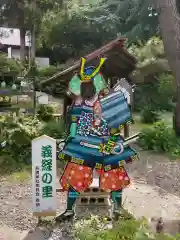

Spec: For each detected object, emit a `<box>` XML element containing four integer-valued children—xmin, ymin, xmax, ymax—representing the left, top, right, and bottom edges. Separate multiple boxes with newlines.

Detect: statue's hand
<box><xmin>58</xmin><ymin>141</ymin><xmax>66</xmax><ymax>152</ymax></box>
<box><xmin>57</xmin><ymin>135</ymin><xmax>75</xmax><ymax>153</ymax></box>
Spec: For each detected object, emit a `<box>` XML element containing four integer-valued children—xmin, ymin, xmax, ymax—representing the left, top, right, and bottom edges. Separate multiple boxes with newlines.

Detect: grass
<box><xmin>0</xmin><ymin>157</ymin><xmax>32</xmax><ymax>182</ymax></box>
<box><xmin>6</xmin><ymin>166</ymin><xmax>31</xmax><ymax>183</ymax></box>
<box><xmin>0</xmin><ymin>156</ymin><xmax>63</xmax><ymax>183</ymax></box>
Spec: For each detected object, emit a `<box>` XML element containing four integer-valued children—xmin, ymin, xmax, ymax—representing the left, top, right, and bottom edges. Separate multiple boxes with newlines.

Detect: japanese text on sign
<box><xmin>35</xmin><ymin>166</ymin><xmax>40</xmax><ymax>207</ymax></box>
<box><xmin>41</xmin><ymin>145</ymin><xmax>53</xmax><ymax>198</ymax></box>
<box><xmin>32</xmin><ymin>135</ymin><xmax>56</xmax><ymax>216</ymax></box>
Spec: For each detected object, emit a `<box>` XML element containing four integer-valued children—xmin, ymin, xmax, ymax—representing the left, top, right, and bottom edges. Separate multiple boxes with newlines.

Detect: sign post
<box><xmin>32</xmin><ymin>135</ymin><xmax>57</xmax><ymax>217</ymax></box>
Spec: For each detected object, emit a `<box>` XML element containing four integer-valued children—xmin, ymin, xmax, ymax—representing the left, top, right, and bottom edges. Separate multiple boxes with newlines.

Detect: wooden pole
<box><xmin>30</xmin><ymin>0</ymin><xmax>37</xmax><ymax>117</ymax></box>
<box><xmin>124</xmin><ymin>123</ymin><xmax>130</xmax><ymax>138</ymax></box>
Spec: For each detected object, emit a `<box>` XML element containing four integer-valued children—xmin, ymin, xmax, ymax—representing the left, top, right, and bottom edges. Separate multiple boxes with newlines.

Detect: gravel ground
<box><xmin>0</xmin><ymin>180</ymin><xmax>67</xmax><ymax>232</ymax></box>
<box><xmin>0</xmin><ymin>147</ymin><xmax>180</xmax><ymax>236</ymax></box>
<box><xmin>127</xmin><ymin>145</ymin><xmax>180</xmax><ymax>197</ymax></box>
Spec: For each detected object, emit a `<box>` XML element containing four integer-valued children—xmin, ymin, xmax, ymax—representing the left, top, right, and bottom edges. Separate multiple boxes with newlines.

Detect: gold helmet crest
<box><xmin>79</xmin><ymin>57</ymin><xmax>106</xmax><ymax>82</ymax></box>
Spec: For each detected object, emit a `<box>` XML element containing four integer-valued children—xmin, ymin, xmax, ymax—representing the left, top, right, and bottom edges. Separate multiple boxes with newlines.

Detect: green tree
<box><xmin>0</xmin><ymin>1</ymin><xmax>27</xmax><ymax>61</ymax></box>
<box><xmin>129</xmin><ymin>37</ymin><xmax>169</xmax><ymax>83</ymax></box>
<box><xmin>91</xmin><ymin>0</ymin><xmax>159</xmax><ymax>42</ymax></box>
<box><xmin>37</xmin><ymin>0</ymin><xmax>159</xmax><ymax>64</ymax></box>
<box><xmin>0</xmin><ymin>0</ymin><xmax>63</xmax><ymax>63</ymax></box>
<box><xmin>37</xmin><ymin>0</ymin><xmax>111</xmax><ymax>63</ymax></box>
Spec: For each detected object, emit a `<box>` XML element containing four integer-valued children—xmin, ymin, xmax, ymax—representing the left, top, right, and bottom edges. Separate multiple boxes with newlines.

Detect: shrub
<box><xmin>74</xmin><ymin>215</ymin><xmax>179</xmax><ymax>240</ymax></box>
<box><xmin>0</xmin><ymin>52</ymin><xmax>23</xmax><ymax>76</ymax></box>
<box><xmin>158</xmin><ymin>73</ymin><xmax>176</xmax><ymax>110</ymax></box>
<box><xmin>40</xmin><ymin>120</ymin><xmax>65</xmax><ymax>139</ymax></box>
<box><xmin>0</xmin><ymin>115</ymin><xmax>66</xmax><ymax>172</ymax></box>
<box><xmin>134</xmin><ymin>74</ymin><xmax>176</xmax><ymax>112</ymax></box>
<box><xmin>0</xmin><ymin>116</ymin><xmax>42</xmax><ymax>172</ymax></box>
<box><xmin>38</xmin><ymin>65</ymin><xmax>62</xmax><ymax>78</ymax></box>
<box><xmin>74</xmin><ymin>214</ymin><xmax>141</xmax><ymax>240</ymax></box>
<box><xmin>138</xmin><ymin>121</ymin><xmax>180</xmax><ymax>156</ymax></box>
<box><xmin>134</xmin><ymin>82</ymin><xmax>160</xmax><ymax>112</ymax></box>
<box><xmin>37</xmin><ymin>104</ymin><xmax>54</xmax><ymax>122</ymax></box>
<box><xmin>140</xmin><ymin>107</ymin><xmax>160</xmax><ymax>124</ymax></box>
<box><xmin>1</xmin><ymin>116</ymin><xmax>42</xmax><ymax>162</ymax></box>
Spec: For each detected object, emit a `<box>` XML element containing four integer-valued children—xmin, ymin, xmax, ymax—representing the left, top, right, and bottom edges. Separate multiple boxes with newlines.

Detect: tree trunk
<box><xmin>30</xmin><ymin>0</ymin><xmax>36</xmax><ymax>62</ymax></box>
<box><xmin>124</xmin><ymin>123</ymin><xmax>130</xmax><ymax>138</ymax></box>
<box><xmin>30</xmin><ymin>0</ymin><xmax>37</xmax><ymax>117</ymax></box>
<box><xmin>31</xmin><ymin>26</ymin><xmax>36</xmax><ymax>62</ymax></box>
<box><xmin>154</xmin><ymin>0</ymin><xmax>180</xmax><ymax>135</ymax></box>
<box><xmin>18</xmin><ymin>1</ymin><xmax>26</xmax><ymax>63</ymax></box>
<box><xmin>173</xmin><ymin>91</ymin><xmax>180</xmax><ymax>135</ymax></box>
<box><xmin>19</xmin><ymin>27</ymin><xmax>26</xmax><ymax>63</ymax></box>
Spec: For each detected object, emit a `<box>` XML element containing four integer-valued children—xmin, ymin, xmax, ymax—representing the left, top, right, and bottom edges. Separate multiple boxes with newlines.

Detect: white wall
<box><xmin>10</xmin><ymin>49</ymin><xmax>49</xmax><ymax>68</ymax></box>
<box><xmin>11</xmin><ymin>49</ymin><xmax>20</xmax><ymax>59</ymax></box>
<box><xmin>36</xmin><ymin>57</ymin><xmax>49</xmax><ymax>68</ymax></box>
<box><xmin>0</xmin><ymin>27</ymin><xmax>30</xmax><ymax>46</ymax></box>
<box><xmin>36</xmin><ymin>92</ymin><xmax>64</xmax><ymax>114</ymax></box>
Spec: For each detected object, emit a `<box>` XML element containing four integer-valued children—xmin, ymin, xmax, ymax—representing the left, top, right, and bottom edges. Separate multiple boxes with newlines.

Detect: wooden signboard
<box><xmin>32</xmin><ymin>135</ymin><xmax>57</xmax><ymax>217</ymax></box>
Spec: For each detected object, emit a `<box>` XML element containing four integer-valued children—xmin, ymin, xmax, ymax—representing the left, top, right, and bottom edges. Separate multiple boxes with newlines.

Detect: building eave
<box><xmin>40</xmin><ymin>37</ymin><xmax>136</xmax><ymax>87</ymax></box>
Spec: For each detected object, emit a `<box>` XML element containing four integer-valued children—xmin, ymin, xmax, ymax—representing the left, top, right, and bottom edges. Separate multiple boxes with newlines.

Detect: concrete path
<box><xmin>123</xmin><ymin>178</ymin><xmax>180</xmax><ymax>220</ymax></box>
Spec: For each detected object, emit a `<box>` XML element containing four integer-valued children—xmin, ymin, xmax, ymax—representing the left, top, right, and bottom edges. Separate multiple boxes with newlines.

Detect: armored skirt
<box><xmin>60</xmin><ymin>135</ymin><xmax>137</xmax><ymax>193</ymax></box>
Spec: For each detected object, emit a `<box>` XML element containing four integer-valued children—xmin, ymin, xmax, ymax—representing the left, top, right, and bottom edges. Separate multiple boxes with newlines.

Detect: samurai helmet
<box><xmin>79</xmin><ymin>57</ymin><xmax>106</xmax><ymax>83</ymax></box>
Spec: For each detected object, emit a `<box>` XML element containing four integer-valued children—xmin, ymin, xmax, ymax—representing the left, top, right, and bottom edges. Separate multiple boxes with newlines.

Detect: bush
<box><xmin>158</xmin><ymin>73</ymin><xmax>176</xmax><ymax>110</ymax></box>
<box><xmin>38</xmin><ymin>65</ymin><xmax>62</xmax><ymax>77</ymax></box>
<box><xmin>40</xmin><ymin>120</ymin><xmax>65</xmax><ymax>139</ymax></box>
<box><xmin>140</xmin><ymin>107</ymin><xmax>160</xmax><ymax>123</ymax></box>
<box><xmin>134</xmin><ymin>74</ymin><xmax>176</xmax><ymax>112</ymax></box>
<box><xmin>0</xmin><ymin>115</ymin><xmax>65</xmax><ymax>172</ymax></box>
<box><xmin>138</xmin><ymin>121</ymin><xmax>180</xmax><ymax>156</ymax></box>
<box><xmin>74</xmin><ymin>214</ymin><xmax>140</xmax><ymax>240</ymax></box>
<box><xmin>134</xmin><ymin>82</ymin><xmax>160</xmax><ymax>112</ymax></box>
<box><xmin>0</xmin><ymin>116</ymin><xmax>42</xmax><ymax>164</ymax></box>
<box><xmin>37</xmin><ymin>104</ymin><xmax>54</xmax><ymax>122</ymax></box>
<box><xmin>0</xmin><ymin>52</ymin><xmax>23</xmax><ymax>76</ymax></box>
<box><xmin>74</xmin><ymin>215</ymin><xmax>179</xmax><ymax>240</ymax></box>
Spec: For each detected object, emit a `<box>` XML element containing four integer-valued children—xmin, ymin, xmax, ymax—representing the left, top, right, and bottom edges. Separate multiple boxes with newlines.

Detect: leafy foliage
<box><xmin>134</xmin><ymin>82</ymin><xmax>160</xmax><ymax>111</ymax></box>
<box><xmin>140</xmin><ymin>107</ymin><xmax>160</xmax><ymax>124</ymax></box>
<box><xmin>37</xmin><ymin>104</ymin><xmax>54</xmax><ymax>122</ymax></box>
<box><xmin>0</xmin><ymin>116</ymin><xmax>42</xmax><ymax>167</ymax></box>
<box><xmin>0</xmin><ymin>0</ymin><xmax>160</xmax><ymax>66</ymax></box>
<box><xmin>74</xmin><ymin>214</ymin><xmax>179</xmax><ymax>240</ymax></box>
<box><xmin>92</xmin><ymin>0</ymin><xmax>159</xmax><ymax>42</ymax></box>
<box><xmin>0</xmin><ymin>0</ymin><xmax>64</xmax><ymax>63</ymax></box>
<box><xmin>37</xmin><ymin>0</ymin><xmax>159</xmax><ymax>64</ymax></box>
<box><xmin>138</xmin><ymin>121</ymin><xmax>180</xmax><ymax>157</ymax></box>
<box><xmin>0</xmin><ymin>115</ymin><xmax>65</xmax><ymax>172</ymax></box>
<box><xmin>129</xmin><ymin>37</ymin><xmax>165</xmax><ymax>65</ymax></box>
<box><xmin>134</xmin><ymin>73</ymin><xmax>176</xmax><ymax>112</ymax></box>
<box><xmin>158</xmin><ymin>73</ymin><xmax>176</xmax><ymax>110</ymax></box>
<box><xmin>39</xmin><ymin>12</ymin><xmax>115</xmax><ymax>63</ymax></box>
<box><xmin>38</xmin><ymin>65</ymin><xmax>63</xmax><ymax>78</ymax></box>
<box><xmin>129</xmin><ymin>37</ymin><xmax>170</xmax><ymax>83</ymax></box>
<box><xmin>0</xmin><ymin>53</ymin><xmax>23</xmax><ymax>76</ymax></box>
<box><xmin>40</xmin><ymin>120</ymin><xmax>65</xmax><ymax>139</ymax></box>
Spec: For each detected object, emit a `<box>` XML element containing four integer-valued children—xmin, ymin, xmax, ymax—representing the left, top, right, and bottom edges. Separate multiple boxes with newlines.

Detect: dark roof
<box><xmin>39</xmin><ymin>37</ymin><xmax>137</xmax><ymax>97</ymax></box>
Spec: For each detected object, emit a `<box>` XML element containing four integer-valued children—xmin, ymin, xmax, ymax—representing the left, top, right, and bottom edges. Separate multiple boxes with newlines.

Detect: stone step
<box><xmin>76</xmin><ymin>196</ymin><xmax>111</xmax><ymax>206</ymax></box>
